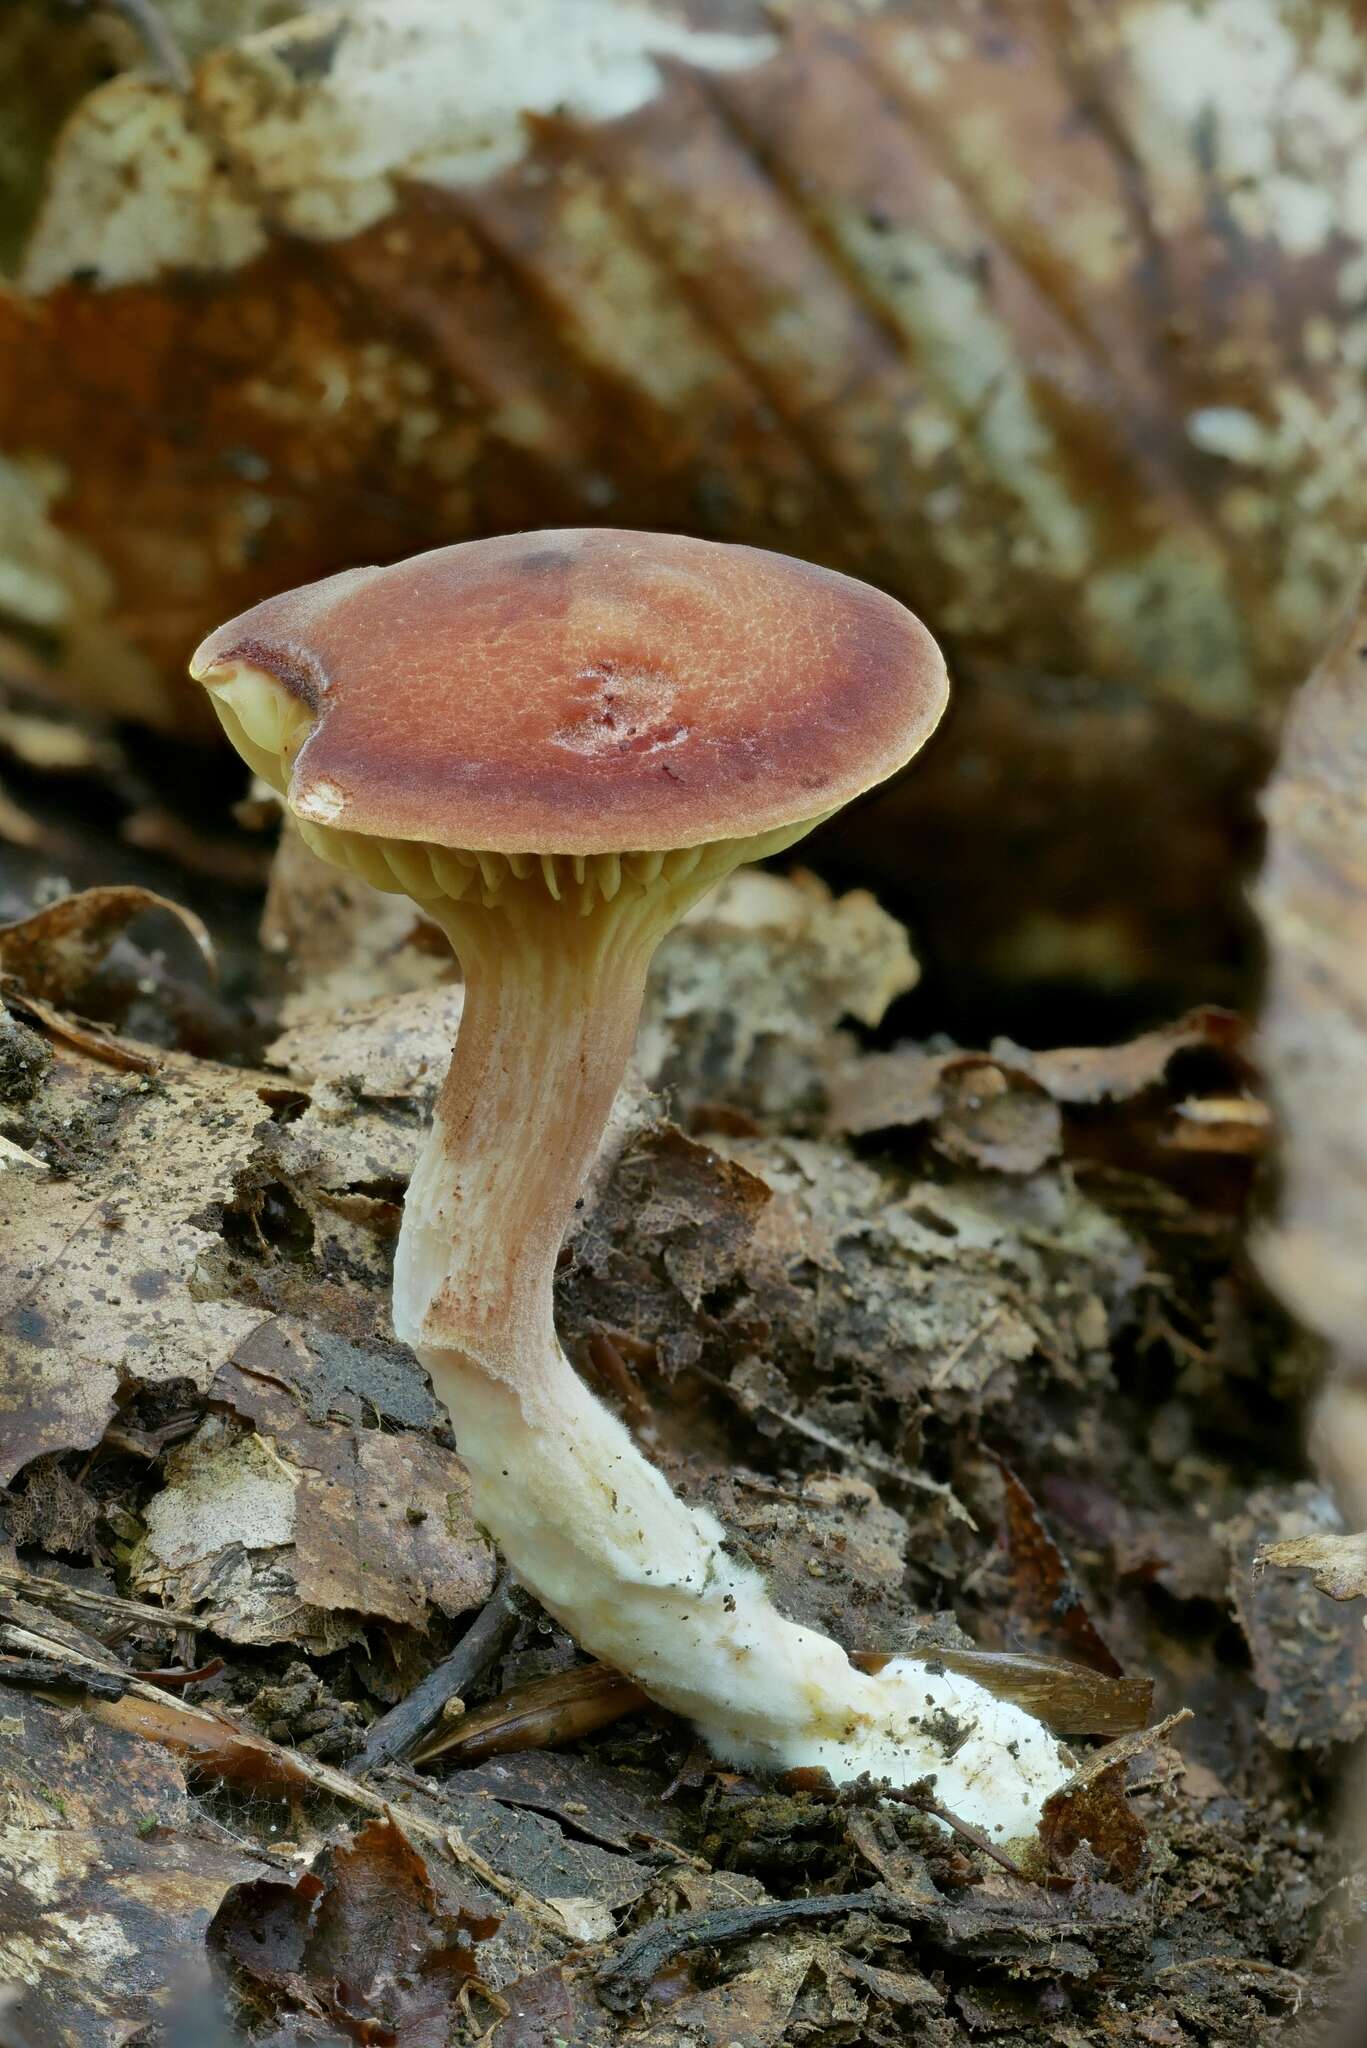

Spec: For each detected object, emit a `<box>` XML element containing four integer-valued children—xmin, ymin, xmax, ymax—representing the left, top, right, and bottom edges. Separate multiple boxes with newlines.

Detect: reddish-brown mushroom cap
<box><xmin>191</xmin><ymin>529</ymin><xmax>948</xmax><ymax>856</ymax></box>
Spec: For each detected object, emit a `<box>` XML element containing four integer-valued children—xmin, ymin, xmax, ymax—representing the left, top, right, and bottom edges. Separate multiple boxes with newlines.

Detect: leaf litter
<box><xmin>0</xmin><ymin>841</ymin><xmax>1359</xmax><ymax>2045</ymax></box>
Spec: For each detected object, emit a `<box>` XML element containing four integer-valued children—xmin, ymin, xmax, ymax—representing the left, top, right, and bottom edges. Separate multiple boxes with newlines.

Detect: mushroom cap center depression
<box><xmin>191</xmin><ymin>529</ymin><xmax>948</xmax><ymax>858</ymax></box>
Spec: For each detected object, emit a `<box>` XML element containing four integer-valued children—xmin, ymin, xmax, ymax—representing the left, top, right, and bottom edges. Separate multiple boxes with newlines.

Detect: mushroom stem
<box><xmin>394</xmin><ymin>889</ymin><xmax>1071</xmax><ymax>1840</ymax></box>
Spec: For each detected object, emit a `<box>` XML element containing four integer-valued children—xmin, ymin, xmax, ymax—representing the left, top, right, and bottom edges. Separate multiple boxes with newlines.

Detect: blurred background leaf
<box><xmin>2</xmin><ymin>0</ymin><xmax>1363</xmax><ymax>1024</ymax></box>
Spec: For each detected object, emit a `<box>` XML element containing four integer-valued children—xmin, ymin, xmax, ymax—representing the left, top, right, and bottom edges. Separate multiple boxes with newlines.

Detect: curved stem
<box><xmin>393</xmin><ymin>890</ymin><xmax>1070</xmax><ymax>1838</ymax></box>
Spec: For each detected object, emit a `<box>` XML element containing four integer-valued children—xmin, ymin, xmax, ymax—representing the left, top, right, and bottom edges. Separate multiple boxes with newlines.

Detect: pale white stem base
<box><xmin>411</xmin><ymin>1306</ymin><xmax>1070</xmax><ymax>1847</ymax></box>
<box><xmin>395</xmin><ymin>900</ymin><xmax>1071</xmax><ymax>1845</ymax></box>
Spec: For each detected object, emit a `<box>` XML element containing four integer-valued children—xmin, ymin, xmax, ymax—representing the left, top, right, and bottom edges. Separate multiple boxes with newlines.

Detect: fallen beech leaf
<box><xmin>262</xmin><ymin>822</ymin><xmax>457</xmax><ymax>1032</ymax></box>
<box><xmin>1256</xmin><ymin>1530</ymin><xmax>1367</xmax><ymax>1603</ymax></box>
<box><xmin>136</xmin><ymin>1656</ymin><xmax>226</xmax><ymax>1689</ymax></box>
<box><xmin>933</xmin><ymin>1062</ymin><xmax>1062</xmax><ymax>1175</ymax></box>
<box><xmin>1039</xmin><ymin>1762</ymin><xmax>1149</xmax><ymax>1888</ymax></box>
<box><xmin>0</xmin><ymin>779</ymin><xmax>42</xmax><ymax>847</ymax></box>
<box><xmin>1041</xmin><ymin>1708</ymin><xmax>1192</xmax><ymax>1889</ymax></box>
<box><xmin>132</xmin><ymin>1324</ymin><xmax>495</xmax><ymax>1647</ymax></box>
<box><xmin>0</xmin><ymin>699</ymin><xmax>119</xmax><ymax>775</ymax></box>
<box><xmin>0</xmin><ymin>984</ymin><xmax>162</xmax><ymax>1072</ymax></box>
<box><xmin>0</xmin><ymin>1048</ymin><xmax>275</xmax><ymax>1482</ymax></box>
<box><xmin>0</xmin><ymin>886</ymin><xmax>218</xmax><ymax>1073</ymax></box>
<box><xmin>454</xmin><ymin>1750</ymin><xmax>684</xmax><ymax>1855</ymax></box>
<box><xmin>2</xmin><ymin>2</ymin><xmax>1362</xmax><ymax>1015</ymax></box>
<box><xmin>6</xmin><ymin>0</ymin><xmax>1363</xmax><ymax>750</ymax></box>
<box><xmin>1164</xmin><ymin>1094</ymin><xmax>1271</xmax><ymax>1155</ymax></box>
<box><xmin>1024</xmin><ymin>1011</ymin><xmax>1250</xmax><ymax>1106</ymax></box>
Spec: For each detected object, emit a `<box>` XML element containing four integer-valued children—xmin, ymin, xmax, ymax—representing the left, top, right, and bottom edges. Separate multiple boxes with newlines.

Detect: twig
<box><xmin>0</xmin><ymin>1614</ymin><xmax>583</xmax><ymax>1940</ymax></box>
<box><xmin>0</xmin><ymin>1561</ymin><xmax>201</xmax><ymax>1632</ymax></box>
<box><xmin>0</xmin><ymin>1650</ymin><xmax>126</xmax><ymax>1700</ymax></box>
<box><xmin>596</xmin><ymin>1890</ymin><xmax>917</xmax><ymax>2011</ymax></box>
<box><xmin>882</xmin><ymin>1779</ymin><xmax>1032</xmax><ymax>1881</ymax></box>
<box><xmin>927</xmin><ymin>1307</ymin><xmax>1005</xmax><ymax>1390</ymax></box>
<box><xmin>410</xmin><ymin>1660</ymin><xmax>647</xmax><ymax>1768</ymax></box>
<box><xmin>356</xmin><ymin>1569</ymin><xmax>519</xmax><ymax>1773</ymax></box>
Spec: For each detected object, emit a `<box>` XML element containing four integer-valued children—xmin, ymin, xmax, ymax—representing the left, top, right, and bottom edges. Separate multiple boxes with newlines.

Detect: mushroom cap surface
<box><xmin>192</xmin><ymin>529</ymin><xmax>948</xmax><ymax>855</ymax></box>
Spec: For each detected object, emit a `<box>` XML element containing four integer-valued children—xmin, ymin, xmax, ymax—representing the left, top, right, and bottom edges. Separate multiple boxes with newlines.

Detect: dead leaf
<box><xmin>854</xmin><ymin>1647</ymin><xmax>1153</xmax><ymax>1739</ymax></box>
<box><xmin>993</xmin><ymin>1455</ymin><xmax>1125</xmax><ymax>1679</ymax></box>
<box><xmin>413</xmin><ymin>1662</ymin><xmax>648</xmax><ymax>1768</ymax></box>
<box><xmin>0</xmin><ymin>984</ymin><xmax>163</xmax><ymax>1074</ymax></box>
<box><xmin>211</xmin><ymin>1816</ymin><xmax>502</xmax><ymax>2048</ymax></box>
<box><xmin>1024</xmin><ymin>1011</ymin><xmax>1250</xmax><ymax>1106</ymax></box>
<box><xmin>1039</xmin><ymin>1709</ymin><xmax>1190</xmax><ymax>1890</ymax></box>
<box><xmin>1255</xmin><ymin>567</ymin><xmax>1367</xmax><ymax>1520</ymax></box>
<box><xmin>0</xmin><ymin>1689</ymin><xmax>272</xmax><ymax>2046</ymax></box>
<box><xmin>0</xmin><ymin>1049</ymin><xmax>276</xmax><ymax>1483</ymax></box>
<box><xmin>0</xmin><ymin>697</ymin><xmax>120</xmax><ymax>776</ymax></box>
<box><xmin>1224</xmin><ymin>1485</ymin><xmax>1367</xmax><ymax>1749</ymax></box>
<box><xmin>646</xmin><ymin>868</ymin><xmax>919</xmax><ymax>1114</ymax></box>
<box><xmin>0</xmin><ymin>884</ymin><xmax>215</xmax><ymax>1005</ymax></box>
<box><xmin>0</xmin><ymin>779</ymin><xmax>41</xmax><ymax>848</ymax></box>
<box><xmin>1257</xmin><ymin>1530</ymin><xmax>1367</xmax><ymax>1602</ymax></box>
<box><xmin>492</xmin><ymin>1961</ymin><xmax>613</xmax><ymax>2047</ymax></box>
<box><xmin>131</xmin><ymin>1322</ymin><xmax>494</xmax><ymax>1647</ymax></box>
<box><xmin>1039</xmin><ymin>1762</ymin><xmax>1149</xmax><ymax>1888</ymax></box>
<box><xmin>5</xmin><ymin>0</ymin><xmax>1362</xmax><ymax>757</ymax></box>
<box><xmin>829</xmin><ymin>1009</ymin><xmax>1250</xmax><ymax>1142</ymax></box>
<box><xmin>454</xmin><ymin>1751</ymin><xmax>683</xmax><ymax>1855</ymax></box>
<box><xmin>268</xmin><ymin>984</ymin><xmax>463</xmax><ymax>1099</ymax></box>
<box><xmin>262</xmin><ymin>822</ymin><xmax>456</xmax><ymax>1030</ymax></box>
<box><xmin>0</xmin><ymin>1131</ymin><xmax>45</xmax><ymax>1172</ymax></box>
<box><xmin>633</xmin><ymin>1938</ymin><xmax>817</xmax><ymax>2047</ymax></box>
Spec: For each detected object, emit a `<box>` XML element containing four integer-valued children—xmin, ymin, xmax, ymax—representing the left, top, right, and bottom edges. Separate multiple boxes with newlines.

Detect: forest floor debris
<box><xmin>0</xmin><ymin>854</ymin><xmax>1359</xmax><ymax>2044</ymax></box>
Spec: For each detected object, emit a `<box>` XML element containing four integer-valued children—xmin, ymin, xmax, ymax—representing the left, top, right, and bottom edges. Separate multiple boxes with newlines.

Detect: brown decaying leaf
<box><xmin>1039</xmin><ymin>1708</ymin><xmax>1191</xmax><ymax>1890</ymax></box>
<box><xmin>0</xmin><ymin>778</ymin><xmax>42</xmax><ymax>848</ymax></box>
<box><xmin>0</xmin><ymin>1597</ymin><xmax>557</xmax><ymax>1906</ymax></box>
<box><xmin>1039</xmin><ymin>1763</ymin><xmax>1149</xmax><ymax>1888</ymax></box>
<box><xmin>0</xmin><ymin>1686</ymin><xmax>273</xmax><ymax>2047</ymax></box>
<box><xmin>412</xmin><ymin>1662</ymin><xmax>649</xmax><ymax>1768</ymax></box>
<box><xmin>852</xmin><ymin>1648</ymin><xmax>1152</xmax><ymax>1739</ymax></box>
<box><xmin>0</xmin><ymin>1048</ymin><xmax>277</xmax><ymax>1485</ymax></box>
<box><xmin>261</xmin><ymin>821</ymin><xmax>456</xmax><ymax>1038</ymax></box>
<box><xmin>6</xmin><ymin>1</ymin><xmax>1364</xmax><ymax>736</ymax></box>
<box><xmin>0</xmin><ymin>883</ymin><xmax>216</xmax><ymax>1003</ymax></box>
<box><xmin>131</xmin><ymin>1318</ymin><xmax>495</xmax><ymax>1645</ymax></box>
<box><xmin>1224</xmin><ymin>1484</ymin><xmax>1367</xmax><ymax>1751</ymax></box>
<box><xmin>211</xmin><ymin>1816</ymin><xmax>501</xmax><ymax>2048</ymax></box>
<box><xmin>0</xmin><ymin>884</ymin><xmax>219</xmax><ymax>1072</ymax></box>
<box><xmin>992</xmin><ymin>1453</ymin><xmax>1125</xmax><ymax>1680</ymax></box>
<box><xmin>1256</xmin><ymin>1530</ymin><xmax>1367</xmax><ymax>1602</ymax></box>
<box><xmin>0</xmin><ymin>983</ymin><xmax>164</xmax><ymax>1073</ymax></box>
<box><xmin>0</xmin><ymin>1127</ymin><xmax>47</xmax><ymax>1171</ymax></box>
<box><xmin>829</xmin><ymin>1008</ymin><xmax>1251</xmax><ymax>1147</ymax></box>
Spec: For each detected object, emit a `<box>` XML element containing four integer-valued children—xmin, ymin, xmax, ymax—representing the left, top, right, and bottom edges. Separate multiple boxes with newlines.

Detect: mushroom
<box><xmin>193</xmin><ymin>529</ymin><xmax>1071</xmax><ymax>1838</ymax></box>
